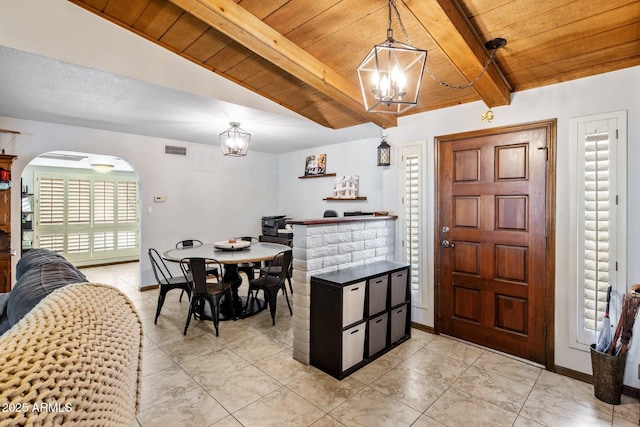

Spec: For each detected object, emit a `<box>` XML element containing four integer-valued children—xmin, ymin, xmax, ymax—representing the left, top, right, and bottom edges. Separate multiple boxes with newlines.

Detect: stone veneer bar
<box><xmin>288</xmin><ymin>215</ymin><xmax>397</xmax><ymax>364</ymax></box>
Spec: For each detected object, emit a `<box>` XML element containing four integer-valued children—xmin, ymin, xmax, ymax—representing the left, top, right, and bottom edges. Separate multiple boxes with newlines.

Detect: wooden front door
<box><xmin>436</xmin><ymin>121</ymin><xmax>555</xmax><ymax>365</ymax></box>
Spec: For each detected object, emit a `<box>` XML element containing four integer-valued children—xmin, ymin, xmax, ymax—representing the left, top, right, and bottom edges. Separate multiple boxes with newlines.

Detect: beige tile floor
<box><xmin>81</xmin><ymin>262</ymin><xmax>639</xmax><ymax>427</ymax></box>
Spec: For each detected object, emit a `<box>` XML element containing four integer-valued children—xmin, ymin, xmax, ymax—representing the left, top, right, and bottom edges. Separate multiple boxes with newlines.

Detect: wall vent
<box><xmin>165</xmin><ymin>145</ymin><xmax>187</xmax><ymax>156</ymax></box>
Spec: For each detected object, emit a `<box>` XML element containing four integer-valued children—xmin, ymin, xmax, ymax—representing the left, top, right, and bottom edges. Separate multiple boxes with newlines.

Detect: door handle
<box><xmin>441</xmin><ymin>240</ymin><xmax>455</xmax><ymax>248</ymax></box>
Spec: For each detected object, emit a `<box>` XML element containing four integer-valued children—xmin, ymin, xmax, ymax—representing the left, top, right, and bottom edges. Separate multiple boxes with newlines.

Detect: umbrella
<box><xmin>595</xmin><ymin>285</ymin><xmax>612</xmax><ymax>353</ymax></box>
<box><xmin>609</xmin><ymin>285</ymin><xmax>640</xmax><ymax>356</ymax></box>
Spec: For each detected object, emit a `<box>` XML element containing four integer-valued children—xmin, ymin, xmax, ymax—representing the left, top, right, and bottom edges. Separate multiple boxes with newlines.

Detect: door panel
<box><xmin>437</xmin><ymin>123</ymin><xmax>552</xmax><ymax>364</ymax></box>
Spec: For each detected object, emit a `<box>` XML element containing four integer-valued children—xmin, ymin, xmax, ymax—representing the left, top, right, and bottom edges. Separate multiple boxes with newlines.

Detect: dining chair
<box><xmin>236</xmin><ymin>236</ymin><xmax>259</xmax><ymax>280</ymax></box>
<box><xmin>175</xmin><ymin>239</ymin><xmax>220</xmax><ymax>300</ymax></box>
<box><xmin>259</xmin><ymin>241</ymin><xmax>293</xmax><ymax>294</ymax></box>
<box><xmin>180</xmin><ymin>257</ymin><xmax>235</xmax><ymax>336</ymax></box>
<box><xmin>247</xmin><ymin>250</ymin><xmax>293</xmax><ymax>325</ymax></box>
<box><xmin>148</xmin><ymin>248</ymin><xmax>192</xmax><ymax>324</ymax></box>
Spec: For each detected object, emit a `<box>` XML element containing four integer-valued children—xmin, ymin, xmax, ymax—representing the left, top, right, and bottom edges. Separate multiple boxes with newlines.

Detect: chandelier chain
<box><xmin>388</xmin><ymin>0</ymin><xmax>413</xmax><ymax>47</ymax></box>
<box><xmin>425</xmin><ymin>49</ymin><xmax>498</xmax><ymax>90</ymax></box>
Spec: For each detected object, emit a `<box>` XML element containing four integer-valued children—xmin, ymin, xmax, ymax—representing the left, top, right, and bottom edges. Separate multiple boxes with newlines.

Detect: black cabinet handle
<box><xmin>350</xmin><ymin>329</ymin><xmax>360</xmax><ymax>334</ymax></box>
<box><xmin>375</xmin><ymin>318</ymin><xmax>383</xmax><ymax>324</ymax></box>
<box><xmin>351</xmin><ymin>287</ymin><xmax>359</xmax><ymax>292</ymax></box>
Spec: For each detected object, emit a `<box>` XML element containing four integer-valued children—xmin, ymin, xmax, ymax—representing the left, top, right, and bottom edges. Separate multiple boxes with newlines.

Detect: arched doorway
<box><xmin>20</xmin><ymin>151</ymin><xmax>140</xmax><ymax>266</ymax></box>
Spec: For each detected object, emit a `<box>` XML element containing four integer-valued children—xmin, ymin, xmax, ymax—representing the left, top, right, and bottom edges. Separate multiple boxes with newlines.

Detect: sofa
<box><xmin>0</xmin><ymin>249</ymin><xmax>143</xmax><ymax>426</ymax></box>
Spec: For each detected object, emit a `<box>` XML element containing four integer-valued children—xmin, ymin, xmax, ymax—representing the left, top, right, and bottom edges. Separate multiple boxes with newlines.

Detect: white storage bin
<box><xmin>390</xmin><ymin>304</ymin><xmax>408</xmax><ymax>344</ymax></box>
<box><xmin>368</xmin><ymin>274</ymin><xmax>388</xmax><ymax>316</ymax></box>
<box><xmin>390</xmin><ymin>270</ymin><xmax>408</xmax><ymax>307</ymax></box>
<box><xmin>342</xmin><ymin>281</ymin><xmax>365</xmax><ymax>327</ymax></box>
<box><xmin>342</xmin><ymin>323</ymin><xmax>366</xmax><ymax>371</ymax></box>
<box><xmin>368</xmin><ymin>313</ymin><xmax>388</xmax><ymax>356</ymax></box>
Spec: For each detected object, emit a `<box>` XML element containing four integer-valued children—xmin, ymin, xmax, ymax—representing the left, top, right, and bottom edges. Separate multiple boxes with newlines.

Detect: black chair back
<box><xmin>263</xmin><ymin>250</ymin><xmax>292</xmax><ymax>286</ymax></box>
<box><xmin>237</xmin><ymin>236</ymin><xmax>258</xmax><ymax>243</ymax></box>
<box><xmin>180</xmin><ymin>258</ymin><xmax>220</xmax><ymax>295</ymax></box>
<box><xmin>149</xmin><ymin>248</ymin><xmax>172</xmax><ymax>283</ymax></box>
<box><xmin>323</xmin><ymin>209</ymin><xmax>339</xmax><ymax>217</ymax></box>
<box><xmin>176</xmin><ymin>239</ymin><xmax>203</xmax><ymax>249</ymax></box>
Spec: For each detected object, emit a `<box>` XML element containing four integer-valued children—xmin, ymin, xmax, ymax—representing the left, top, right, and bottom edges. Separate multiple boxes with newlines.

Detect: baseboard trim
<box><xmin>411</xmin><ymin>322</ymin><xmax>435</xmax><ymax>334</ymax></box>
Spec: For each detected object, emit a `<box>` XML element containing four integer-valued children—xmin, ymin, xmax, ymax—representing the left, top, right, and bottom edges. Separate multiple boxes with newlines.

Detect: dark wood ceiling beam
<box><xmin>404</xmin><ymin>0</ymin><xmax>512</xmax><ymax>108</ymax></box>
<box><xmin>167</xmin><ymin>0</ymin><xmax>397</xmax><ymax>129</ymax></box>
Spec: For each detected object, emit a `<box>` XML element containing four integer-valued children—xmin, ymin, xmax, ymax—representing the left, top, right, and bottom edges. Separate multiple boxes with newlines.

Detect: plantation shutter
<box><xmin>583</xmin><ymin>134</ymin><xmax>610</xmax><ymax>334</ymax></box>
<box><xmin>67</xmin><ymin>179</ymin><xmax>91</xmax><ymax>224</ymax></box>
<box><xmin>94</xmin><ymin>180</ymin><xmax>115</xmax><ymax>224</ymax></box>
<box><xmin>117</xmin><ymin>181</ymin><xmax>138</xmax><ymax>223</ymax></box>
<box><xmin>37</xmin><ymin>177</ymin><xmax>65</xmax><ymax>252</ymax></box>
<box><xmin>572</xmin><ymin>111</ymin><xmax>626</xmax><ymax>348</ymax></box>
<box><xmin>38</xmin><ymin>177</ymin><xmax>64</xmax><ymax>225</ymax></box>
<box><xmin>404</xmin><ymin>154</ymin><xmax>421</xmax><ymax>294</ymax></box>
<box><xmin>34</xmin><ymin>171</ymin><xmax>139</xmax><ymax>264</ymax></box>
<box><xmin>400</xmin><ymin>143</ymin><xmax>427</xmax><ymax>308</ymax></box>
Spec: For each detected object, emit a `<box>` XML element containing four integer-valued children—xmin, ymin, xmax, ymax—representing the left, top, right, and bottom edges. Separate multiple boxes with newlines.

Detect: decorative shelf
<box><xmin>298</xmin><ymin>173</ymin><xmax>337</xmax><ymax>179</ymax></box>
<box><xmin>323</xmin><ymin>197</ymin><xmax>367</xmax><ymax>201</ymax></box>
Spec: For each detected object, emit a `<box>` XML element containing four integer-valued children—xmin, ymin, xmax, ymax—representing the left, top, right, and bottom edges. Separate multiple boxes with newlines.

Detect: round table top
<box><xmin>163</xmin><ymin>242</ymin><xmax>290</xmax><ymax>264</ymax></box>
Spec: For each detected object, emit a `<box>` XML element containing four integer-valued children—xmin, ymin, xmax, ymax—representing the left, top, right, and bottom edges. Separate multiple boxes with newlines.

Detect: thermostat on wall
<box><xmin>153</xmin><ymin>195</ymin><xmax>166</xmax><ymax>203</ymax></box>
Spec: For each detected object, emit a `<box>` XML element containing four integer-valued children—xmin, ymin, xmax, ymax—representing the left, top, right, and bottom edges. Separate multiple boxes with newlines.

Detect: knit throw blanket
<box><xmin>0</xmin><ymin>283</ymin><xmax>143</xmax><ymax>426</ymax></box>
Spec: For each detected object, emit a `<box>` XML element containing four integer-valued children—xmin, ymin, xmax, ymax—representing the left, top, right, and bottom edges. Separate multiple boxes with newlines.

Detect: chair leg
<box><xmin>265</xmin><ymin>287</ymin><xmax>278</xmax><ymax>325</ymax></box>
<box><xmin>208</xmin><ymin>297</ymin><xmax>219</xmax><ymax>337</ymax></box>
<box><xmin>287</xmin><ymin>276</ymin><xmax>293</xmax><ymax>294</ymax></box>
<box><xmin>155</xmin><ymin>290</ymin><xmax>167</xmax><ymax>324</ymax></box>
<box><xmin>184</xmin><ymin>299</ymin><xmax>195</xmax><ymax>335</ymax></box>
<box><xmin>179</xmin><ymin>289</ymin><xmax>185</xmax><ymax>302</ymax></box>
<box><xmin>283</xmin><ymin>285</ymin><xmax>293</xmax><ymax>316</ymax></box>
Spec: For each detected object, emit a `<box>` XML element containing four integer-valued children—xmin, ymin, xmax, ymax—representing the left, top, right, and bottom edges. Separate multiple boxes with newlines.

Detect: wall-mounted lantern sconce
<box><xmin>377</xmin><ymin>137</ymin><xmax>391</xmax><ymax>166</ymax></box>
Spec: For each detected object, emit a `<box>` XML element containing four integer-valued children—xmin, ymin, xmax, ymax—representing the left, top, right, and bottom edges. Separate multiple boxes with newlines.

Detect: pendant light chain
<box><xmin>425</xmin><ymin>48</ymin><xmax>499</xmax><ymax>90</ymax></box>
<box><xmin>389</xmin><ymin>0</ymin><xmax>413</xmax><ymax>46</ymax></box>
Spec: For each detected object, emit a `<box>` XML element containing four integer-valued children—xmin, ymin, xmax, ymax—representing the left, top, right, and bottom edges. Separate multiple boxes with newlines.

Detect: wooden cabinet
<box><xmin>310</xmin><ymin>261</ymin><xmax>410</xmax><ymax>379</ymax></box>
<box><xmin>0</xmin><ymin>154</ymin><xmax>16</xmax><ymax>293</ymax></box>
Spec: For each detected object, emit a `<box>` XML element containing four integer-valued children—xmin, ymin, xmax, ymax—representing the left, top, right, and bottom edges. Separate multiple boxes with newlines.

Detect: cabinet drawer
<box><xmin>390</xmin><ymin>304</ymin><xmax>408</xmax><ymax>344</ymax></box>
<box><xmin>342</xmin><ymin>281</ymin><xmax>365</xmax><ymax>327</ymax></box>
<box><xmin>368</xmin><ymin>274</ymin><xmax>388</xmax><ymax>316</ymax></box>
<box><xmin>367</xmin><ymin>312</ymin><xmax>388</xmax><ymax>357</ymax></box>
<box><xmin>342</xmin><ymin>323</ymin><xmax>365</xmax><ymax>371</ymax></box>
<box><xmin>390</xmin><ymin>270</ymin><xmax>408</xmax><ymax>307</ymax></box>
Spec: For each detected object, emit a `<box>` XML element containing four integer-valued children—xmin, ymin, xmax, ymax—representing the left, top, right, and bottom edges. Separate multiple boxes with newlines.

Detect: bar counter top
<box><xmin>286</xmin><ymin>215</ymin><xmax>397</xmax><ymax>226</ymax></box>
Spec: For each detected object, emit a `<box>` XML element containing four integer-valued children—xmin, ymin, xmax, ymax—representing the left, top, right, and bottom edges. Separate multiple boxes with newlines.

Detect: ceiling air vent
<box><xmin>164</xmin><ymin>145</ymin><xmax>187</xmax><ymax>156</ymax></box>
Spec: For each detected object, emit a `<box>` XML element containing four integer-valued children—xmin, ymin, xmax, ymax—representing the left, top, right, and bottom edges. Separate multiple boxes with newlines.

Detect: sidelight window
<box><xmin>399</xmin><ymin>142</ymin><xmax>432</xmax><ymax>311</ymax></box>
<box><xmin>570</xmin><ymin>111</ymin><xmax>627</xmax><ymax>348</ymax></box>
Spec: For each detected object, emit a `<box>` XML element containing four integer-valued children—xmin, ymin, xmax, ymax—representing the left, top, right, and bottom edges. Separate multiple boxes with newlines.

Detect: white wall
<box><xmin>0</xmin><ymin>116</ymin><xmax>280</xmax><ymax>287</ymax></box>
<box><xmin>278</xmin><ymin>66</ymin><xmax>640</xmax><ymax>387</ymax></box>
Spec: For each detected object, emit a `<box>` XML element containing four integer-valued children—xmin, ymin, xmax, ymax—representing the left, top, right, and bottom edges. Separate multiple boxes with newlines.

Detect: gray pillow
<box><xmin>0</xmin><ymin>260</ymin><xmax>87</xmax><ymax>335</ymax></box>
<box><xmin>16</xmin><ymin>248</ymin><xmax>86</xmax><ymax>281</ymax></box>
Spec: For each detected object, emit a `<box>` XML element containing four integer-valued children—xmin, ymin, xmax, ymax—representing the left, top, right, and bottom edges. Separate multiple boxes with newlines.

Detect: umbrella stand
<box><xmin>591</xmin><ymin>285</ymin><xmax>640</xmax><ymax>405</ymax></box>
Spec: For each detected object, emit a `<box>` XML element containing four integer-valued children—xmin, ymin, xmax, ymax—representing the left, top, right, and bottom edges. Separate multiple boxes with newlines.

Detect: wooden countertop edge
<box><xmin>287</xmin><ymin>215</ymin><xmax>397</xmax><ymax>225</ymax></box>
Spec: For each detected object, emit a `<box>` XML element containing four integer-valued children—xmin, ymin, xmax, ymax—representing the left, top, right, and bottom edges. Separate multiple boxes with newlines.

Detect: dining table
<box><xmin>163</xmin><ymin>241</ymin><xmax>290</xmax><ymax>319</ymax></box>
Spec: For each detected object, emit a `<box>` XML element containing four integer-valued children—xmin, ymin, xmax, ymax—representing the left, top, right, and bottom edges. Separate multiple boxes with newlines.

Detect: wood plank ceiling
<box><xmin>68</xmin><ymin>0</ymin><xmax>639</xmax><ymax>129</ymax></box>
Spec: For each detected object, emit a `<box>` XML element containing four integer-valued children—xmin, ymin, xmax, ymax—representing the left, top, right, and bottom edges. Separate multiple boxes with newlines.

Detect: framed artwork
<box><xmin>332</xmin><ymin>175</ymin><xmax>359</xmax><ymax>199</ymax></box>
<box><xmin>305</xmin><ymin>154</ymin><xmax>326</xmax><ymax>176</ymax></box>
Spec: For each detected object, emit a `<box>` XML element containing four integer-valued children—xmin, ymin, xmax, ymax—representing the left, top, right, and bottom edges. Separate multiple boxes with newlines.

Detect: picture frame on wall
<box><xmin>304</xmin><ymin>154</ymin><xmax>326</xmax><ymax>176</ymax></box>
